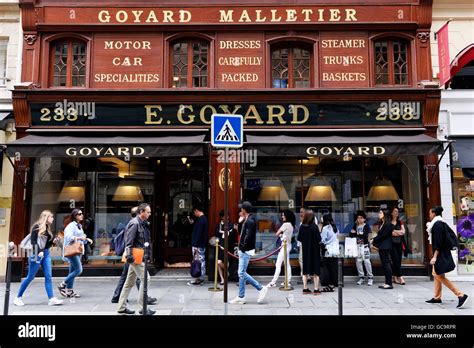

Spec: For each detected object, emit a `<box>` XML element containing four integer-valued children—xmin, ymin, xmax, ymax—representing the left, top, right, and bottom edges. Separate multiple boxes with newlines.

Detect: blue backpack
<box><xmin>114</xmin><ymin>229</ymin><xmax>126</xmax><ymax>256</ymax></box>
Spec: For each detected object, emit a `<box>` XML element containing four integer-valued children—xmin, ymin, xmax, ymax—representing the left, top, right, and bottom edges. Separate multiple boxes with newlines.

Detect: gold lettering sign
<box><xmin>218</xmin><ymin>168</ymin><xmax>233</xmax><ymax>191</ymax></box>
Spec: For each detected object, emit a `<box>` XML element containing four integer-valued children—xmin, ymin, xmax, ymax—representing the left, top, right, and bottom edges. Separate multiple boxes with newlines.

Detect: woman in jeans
<box><xmin>14</xmin><ymin>210</ymin><xmax>64</xmax><ymax>306</ymax></box>
<box><xmin>389</xmin><ymin>207</ymin><xmax>406</xmax><ymax>285</ymax></box>
<box><xmin>58</xmin><ymin>209</ymin><xmax>93</xmax><ymax>298</ymax></box>
<box><xmin>268</xmin><ymin>210</ymin><xmax>295</xmax><ymax>288</ymax></box>
<box><xmin>372</xmin><ymin>209</ymin><xmax>395</xmax><ymax>289</ymax></box>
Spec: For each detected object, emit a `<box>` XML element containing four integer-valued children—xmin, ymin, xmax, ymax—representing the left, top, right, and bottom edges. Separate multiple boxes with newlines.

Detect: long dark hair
<box><xmin>322</xmin><ymin>213</ymin><xmax>338</xmax><ymax>233</ymax></box>
<box><xmin>302</xmin><ymin>209</ymin><xmax>315</xmax><ymax>226</ymax></box>
<box><xmin>389</xmin><ymin>207</ymin><xmax>402</xmax><ymax>225</ymax></box>
<box><xmin>69</xmin><ymin>209</ymin><xmax>83</xmax><ymax>229</ymax></box>
<box><xmin>378</xmin><ymin>209</ymin><xmax>390</xmax><ymax>226</ymax></box>
<box><xmin>281</xmin><ymin>210</ymin><xmax>296</xmax><ymax>228</ymax></box>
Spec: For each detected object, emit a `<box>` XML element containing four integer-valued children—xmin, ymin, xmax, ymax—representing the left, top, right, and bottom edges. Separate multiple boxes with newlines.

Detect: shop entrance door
<box><xmin>161</xmin><ymin>158</ymin><xmax>206</xmax><ymax>267</ymax></box>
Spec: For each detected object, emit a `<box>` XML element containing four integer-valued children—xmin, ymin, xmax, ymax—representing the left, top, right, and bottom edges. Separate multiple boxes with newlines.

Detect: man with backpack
<box><xmin>111</xmin><ymin>206</ymin><xmax>156</xmax><ymax>306</ymax></box>
<box><xmin>425</xmin><ymin>206</ymin><xmax>469</xmax><ymax>309</ymax></box>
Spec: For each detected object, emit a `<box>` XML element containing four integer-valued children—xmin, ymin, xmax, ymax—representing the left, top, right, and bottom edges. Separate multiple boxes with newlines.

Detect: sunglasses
<box><xmin>77</xmin><ymin>213</ymin><xmax>83</xmax><ymax>216</ymax></box>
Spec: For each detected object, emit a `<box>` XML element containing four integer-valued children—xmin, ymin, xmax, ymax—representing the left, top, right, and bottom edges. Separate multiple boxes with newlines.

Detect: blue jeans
<box><xmin>192</xmin><ymin>246</ymin><xmax>206</xmax><ymax>280</ymax></box>
<box><xmin>18</xmin><ymin>249</ymin><xmax>54</xmax><ymax>299</ymax></box>
<box><xmin>238</xmin><ymin>251</ymin><xmax>262</xmax><ymax>298</ymax></box>
<box><xmin>64</xmin><ymin>255</ymin><xmax>83</xmax><ymax>289</ymax></box>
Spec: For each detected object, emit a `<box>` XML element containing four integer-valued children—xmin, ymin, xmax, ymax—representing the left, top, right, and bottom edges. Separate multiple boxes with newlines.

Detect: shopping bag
<box><xmin>325</xmin><ymin>240</ymin><xmax>340</xmax><ymax>257</ymax></box>
<box><xmin>344</xmin><ymin>237</ymin><xmax>358</xmax><ymax>258</ymax></box>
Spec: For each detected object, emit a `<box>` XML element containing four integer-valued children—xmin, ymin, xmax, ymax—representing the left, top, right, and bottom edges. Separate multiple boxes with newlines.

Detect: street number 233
<box><xmin>40</xmin><ymin>107</ymin><xmax>78</xmax><ymax>122</ymax></box>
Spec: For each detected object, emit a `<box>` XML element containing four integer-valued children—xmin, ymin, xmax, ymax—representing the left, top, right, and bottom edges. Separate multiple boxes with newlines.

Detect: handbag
<box><xmin>64</xmin><ymin>241</ymin><xmax>84</xmax><ymax>258</ymax></box>
<box><xmin>344</xmin><ymin>237</ymin><xmax>358</xmax><ymax>258</ymax></box>
<box><xmin>20</xmin><ymin>233</ymin><xmax>47</xmax><ymax>252</ymax></box>
<box><xmin>190</xmin><ymin>250</ymin><xmax>202</xmax><ymax>278</ymax></box>
<box><xmin>325</xmin><ymin>240</ymin><xmax>340</xmax><ymax>257</ymax></box>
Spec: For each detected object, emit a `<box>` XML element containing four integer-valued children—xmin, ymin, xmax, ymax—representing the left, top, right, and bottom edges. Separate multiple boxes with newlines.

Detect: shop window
<box><xmin>0</xmin><ymin>39</ymin><xmax>7</xmax><ymax>87</ymax></box>
<box><xmin>50</xmin><ymin>40</ymin><xmax>87</xmax><ymax>87</ymax></box>
<box><xmin>271</xmin><ymin>45</ymin><xmax>311</xmax><ymax>88</ymax></box>
<box><xmin>374</xmin><ymin>39</ymin><xmax>409</xmax><ymax>86</ymax></box>
<box><xmin>243</xmin><ymin>156</ymin><xmax>425</xmax><ymax>267</ymax></box>
<box><xmin>171</xmin><ymin>40</ymin><xmax>208</xmax><ymax>88</ymax></box>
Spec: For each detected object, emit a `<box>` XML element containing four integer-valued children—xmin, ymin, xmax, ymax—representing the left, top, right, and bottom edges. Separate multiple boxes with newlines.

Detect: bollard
<box><xmin>209</xmin><ymin>239</ymin><xmax>223</xmax><ymax>292</ymax></box>
<box><xmin>338</xmin><ymin>256</ymin><xmax>343</xmax><ymax>316</ymax></box>
<box><xmin>3</xmin><ymin>242</ymin><xmax>15</xmax><ymax>316</ymax></box>
<box><xmin>142</xmin><ymin>242</ymin><xmax>149</xmax><ymax>316</ymax></box>
<box><xmin>279</xmin><ymin>240</ymin><xmax>294</xmax><ymax>291</ymax></box>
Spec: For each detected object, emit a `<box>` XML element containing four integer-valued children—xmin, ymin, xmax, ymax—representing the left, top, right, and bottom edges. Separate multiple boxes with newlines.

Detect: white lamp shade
<box><xmin>58</xmin><ymin>181</ymin><xmax>85</xmax><ymax>202</ymax></box>
<box><xmin>112</xmin><ymin>180</ymin><xmax>144</xmax><ymax>202</ymax></box>
<box><xmin>305</xmin><ymin>178</ymin><xmax>336</xmax><ymax>201</ymax></box>
<box><xmin>258</xmin><ymin>180</ymin><xmax>289</xmax><ymax>201</ymax></box>
<box><xmin>367</xmin><ymin>178</ymin><xmax>399</xmax><ymax>201</ymax></box>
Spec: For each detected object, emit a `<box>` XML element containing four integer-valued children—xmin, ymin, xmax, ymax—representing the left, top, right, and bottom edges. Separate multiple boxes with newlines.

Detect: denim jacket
<box><xmin>63</xmin><ymin>222</ymin><xmax>86</xmax><ymax>260</ymax></box>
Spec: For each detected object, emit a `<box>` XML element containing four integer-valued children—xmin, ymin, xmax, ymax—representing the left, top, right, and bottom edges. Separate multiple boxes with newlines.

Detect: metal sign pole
<box><xmin>338</xmin><ymin>256</ymin><xmax>343</xmax><ymax>316</ymax></box>
<box><xmin>3</xmin><ymin>242</ymin><xmax>14</xmax><ymax>316</ymax></box>
<box><xmin>142</xmin><ymin>242</ymin><xmax>149</xmax><ymax>315</ymax></box>
<box><xmin>223</xmin><ymin>151</ymin><xmax>229</xmax><ymax>303</ymax></box>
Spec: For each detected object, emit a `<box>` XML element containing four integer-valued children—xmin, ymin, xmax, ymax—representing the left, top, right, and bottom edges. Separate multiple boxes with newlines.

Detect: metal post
<box><xmin>142</xmin><ymin>242</ymin><xmax>149</xmax><ymax>316</ymax></box>
<box><xmin>223</xmin><ymin>151</ymin><xmax>229</xmax><ymax>303</ymax></box>
<box><xmin>338</xmin><ymin>257</ymin><xmax>343</xmax><ymax>316</ymax></box>
<box><xmin>3</xmin><ymin>242</ymin><xmax>15</xmax><ymax>316</ymax></box>
<box><xmin>279</xmin><ymin>240</ymin><xmax>294</xmax><ymax>291</ymax></box>
<box><xmin>209</xmin><ymin>239</ymin><xmax>223</xmax><ymax>291</ymax></box>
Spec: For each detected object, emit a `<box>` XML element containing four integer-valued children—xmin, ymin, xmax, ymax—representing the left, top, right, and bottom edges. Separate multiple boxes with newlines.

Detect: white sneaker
<box><xmin>280</xmin><ymin>281</ymin><xmax>292</xmax><ymax>287</ymax></box>
<box><xmin>267</xmin><ymin>282</ymin><xmax>277</xmax><ymax>288</ymax></box>
<box><xmin>257</xmin><ymin>286</ymin><xmax>268</xmax><ymax>303</ymax></box>
<box><xmin>48</xmin><ymin>297</ymin><xmax>64</xmax><ymax>306</ymax></box>
<box><xmin>229</xmin><ymin>296</ymin><xmax>246</xmax><ymax>304</ymax></box>
<box><xmin>357</xmin><ymin>278</ymin><xmax>364</xmax><ymax>285</ymax></box>
<box><xmin>367</xmin><ymin>278</ymin><xmax>374</xmax><ymax>286</ymax></box>
<box><xmin>14</xmin><ymin>297</ymin><xmax>25</xmax><ymax>306</ymax></box>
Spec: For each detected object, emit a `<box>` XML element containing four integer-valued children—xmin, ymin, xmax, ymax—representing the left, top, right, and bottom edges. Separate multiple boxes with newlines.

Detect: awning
<box><xmin>245</xmin><ymin>134</ymin><xmax>444</xmax><ymax>157</ymax></box>
<box><xmin>2</xmin><ymin>134</ymin><xmax>205</xmax><ymax>158</ymax></box>
<box><xmin>451</xmin><ymin>137</ymin><xmax>474</xmax><ymax>178</ymax></box>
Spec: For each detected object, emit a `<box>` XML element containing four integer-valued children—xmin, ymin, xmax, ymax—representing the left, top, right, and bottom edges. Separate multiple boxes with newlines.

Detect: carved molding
<box><xmin>417</xmin><ymin>32</ymin><xmax>430</xmax><ymax>44</ymax></box>
<box><xmin>24</xmin><ymin>34</ymin><xmax>37</xmax><ymax>45</ymax></box>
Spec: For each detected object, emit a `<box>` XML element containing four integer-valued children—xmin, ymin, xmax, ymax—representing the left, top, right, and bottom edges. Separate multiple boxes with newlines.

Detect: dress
<box><xmin>297</xmin><ymin>223</ymin><xmax>321</xmax><ymax>276</ymax></box>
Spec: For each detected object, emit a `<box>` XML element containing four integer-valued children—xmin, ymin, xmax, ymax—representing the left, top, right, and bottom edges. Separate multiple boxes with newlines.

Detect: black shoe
<box><xmin>187</xmin><ymin>279</ymin><xmax>203</xmax><ymax>286</ymax></box>
<box><xmin>425</xmin><ymin>298</ymin><xmax>442</xmax><ymax>304</ymax></box>
<box><xmin>147</xmin><ymin>297</ymin><xmax>157</xmax><ymax>305</ymax></box>
<box><xmin>111</xmin><ymin>298</ymin><xmax>119</xmax><ymax>304</ymax></box>
<box><xmin>139</xmin><ymin>309</ymin><xmax>156</xmax><ymax>316</ymax></box>
<box><xmin>457</xmin><ymin>294</ymin><xmax>469</xmax><ymax>308</ymax></box>
<box><xmin>378</xmin><ymin>285</ymin><xmax>393</xmax><ymax>289</ymax></box>
<box><xmin>117</xmin><ymin>308</ymin><xmax>135</xmax><ymax>315</ymax></box>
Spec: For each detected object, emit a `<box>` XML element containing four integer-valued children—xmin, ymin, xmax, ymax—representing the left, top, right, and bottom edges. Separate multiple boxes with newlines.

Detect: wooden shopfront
<box><xmin>6</xmin><ymin>0</ymin><xmax>442</xmax><ymax>277</ymax></box>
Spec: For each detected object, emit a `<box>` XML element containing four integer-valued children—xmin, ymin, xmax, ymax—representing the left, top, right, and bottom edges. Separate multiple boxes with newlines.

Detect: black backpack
<box><xmin>443</xmin><ymin>222</ymin><xmax>460</xmax><ymax>251</ymax></box>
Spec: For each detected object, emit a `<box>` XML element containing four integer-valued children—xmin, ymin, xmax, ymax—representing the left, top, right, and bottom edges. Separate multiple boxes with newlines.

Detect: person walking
<box><xmin>117</xmin><ymin>203</ymin><xmax>155</xmax><ymax>315</ymax></box>
<box><xmin>320</xmin><ymin>213</ymin><xmax>339</xmax><ymax>292</ymax></box>
<box><xmin>349</xmin><ymin>211</ymin><xmax>374</xmax><ymax>286</ymax></box>
<box><xmin>111</xmin><ymin>207</ymin><xmax>157</xmax><ymax>305</ymax></box>
<box><xmin>58</xmin><ymin>209</ymin><xmax>92</xmax><ymax>298</ymax></box>
<box><xmin>230</xmin><ymin>201</ymin><xmax>268</xmax><ymax>304</ymax></box>
<box><xmin>425</xmin><ymin>206</ymin><xmax>469</xmax><ymax>308</ymax></box>
<box><xmin>268</xmin><ymin>210</ymin><xmax>295</xmax><ymax>287</ymax></box>
<box><xmin>188</xmin><ymin>205</ymin><xmax>208</xmax><ymax>286</ymax></box>
<box><xmin>214</xmin><ymin>209</ymin><xmax>236</xmax><ymax>285</ymax></box>
<box><xmin>371</xmin><ymin>209</ymin><xmax>394</xmax><ymax>289</ymax></box>
<box><xmin>389</xmin><ymin>207</ymin><xmax>406</xmax><ymax>285</ymax></box>
<box><xmin>297</xmin><ymin>209</ymin><xmax>321</xmax><ymax>294</ymax></box>
<box><xmin>14</xmin><ymin>211</ymin><xmax>63</xmax><ymax>306</ymax></box>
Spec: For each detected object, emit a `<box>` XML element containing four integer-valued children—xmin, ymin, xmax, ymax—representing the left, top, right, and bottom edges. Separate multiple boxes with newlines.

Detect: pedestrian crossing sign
<box><xmin>211</xmin><ymin>114</ymin><xmax>243</xmax><ymax>148</ymax></box>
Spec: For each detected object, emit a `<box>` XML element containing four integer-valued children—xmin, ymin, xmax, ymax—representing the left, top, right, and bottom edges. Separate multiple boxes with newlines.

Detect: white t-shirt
<box><xmin>279</xmin><ymin>222</ymin><xmax>294</xmax><ymax>242</ymax></box>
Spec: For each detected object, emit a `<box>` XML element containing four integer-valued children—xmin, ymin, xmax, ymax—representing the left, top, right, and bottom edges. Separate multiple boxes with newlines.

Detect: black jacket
<box><xmin>192</xmin><ymin>215</ymin><xmax>208</xmax><ymax>248</ymax></box>
<box><xmin>30</xmin><ymin>224</ymin><xmax>54</xmax><ymax>255</ymax></box>
<box><xmin>239</xmin><ymin>214</ymin><xmax>256</xmax><ymax>252</ymax></box>
<box><xmin>432</xmin><ymin>221</ymin><xmax>455</xmax><ymax>275</ymax></box>
<box><xmin>373</xmin><ymin>222</ymin><xmax>394</xmax><ymax>250</ymax></box>
<box><xmin>124</xmin><ymin>216</ymin><xmax>151</xmax><ymax>252</ymax></box>
<box><xmin>349</xmin><ymin>223</ymin><xmax>371</xmax><ymax>245</ymax></box>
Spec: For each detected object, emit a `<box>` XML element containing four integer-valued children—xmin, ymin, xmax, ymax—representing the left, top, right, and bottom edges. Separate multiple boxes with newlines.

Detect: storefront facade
<box><xmin>7</xmin><ymin>0</ymin><xmax>443</xmax><ymax>277</ymax></box>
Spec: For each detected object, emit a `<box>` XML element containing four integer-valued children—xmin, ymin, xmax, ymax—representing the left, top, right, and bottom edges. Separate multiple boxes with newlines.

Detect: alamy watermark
<box><xmin>54</xmin><ymin>99</ymin><xmax>96</xmax><ymax>120</ymax></box>
<box><xmin>216</xmin><ymin>148</ymin><xmax>258</xmax><ymax>167</ymax></box>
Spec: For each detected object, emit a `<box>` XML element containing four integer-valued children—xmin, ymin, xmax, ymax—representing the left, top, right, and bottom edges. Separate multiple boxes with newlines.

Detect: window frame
<box><xmin>270</xmin><ymin>42</ymin><xmax>313</xmax><ymax>89</ymax></box>
<box><xmin>0</xmin><ymin>38</ymin><xmax>8</xmax><ymax>87</ymax></box>
<box><xmin>49</xmin><ymin>39</ymin><xmax>87</xmax><ymax>88</ymax></box>
<box><xmin>372</xmin><ymin>36</ymin><xmax>413</xmax><ymax>87</ymax></box>
<box><xmin>169</xmin><ymin>39</ymin><xmax>210</xmax><ymax>88</ymax></box>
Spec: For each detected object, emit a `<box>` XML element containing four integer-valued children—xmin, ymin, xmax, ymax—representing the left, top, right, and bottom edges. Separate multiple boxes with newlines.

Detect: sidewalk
<box><xmin>1</xmin><ymin>271</ymin><xmax>472</xmax><ymax>315</ymax></box>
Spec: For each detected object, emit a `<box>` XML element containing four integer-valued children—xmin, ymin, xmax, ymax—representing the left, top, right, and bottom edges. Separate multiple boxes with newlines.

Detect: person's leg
<box><xmin>302</xmin><ymin>274</ymin><xmax>308</xmax><ymax>289</ymax></box>
<box><xmin>199</xmin><ymin>247</ymin><xmax>206</xmax><ymax>281</ymax></box>
<box><xmin>64</xmin><ymin>256</ymin><xmax>82</xmax><ymax>289</ymax></box>
<box><xmin>134</xmin><ymin>263</ymin><xmax>146</xmax><ymax>312</ymax></box>
<box><xmin>286</xmin><ymin>250</ymin><xmax>292</xmax><ymax>283</ymax></box>
<box><xmin>17</xmin><ymin>256</ymin><xmax>41</xmax><ymax>298</ymax></box>
<box><xmin>329</xmin><ymin>258</ymin><xmax>338</xmax><ymax>287</ymax></box>
<box><xmin>433</xmin><ymin>268</ymin><xmax>463</xmax><ymax>298</ymax></box>
<box><xmin>390</xmin><ymin>246</ymin><xmax>402</xmax><ymax>278</ymax></box>
<box><xmin>241</xmin><ymin>255</ymin><xmax>263</xmax><ymax>291</ymax></box>
<box><xmin>395</xmin><ymin>243</ymin><xmax>404</xmax><ymax>282</ymax></box>
<box><xmin>363</xmin><ymin>245</ymin><xmax>374</xmax><ymax>279</ymax></box>
<box><xmin>298</xmin><ymin>247</ymin><xmax>303</xmax><ymax>279</ymax></box>
<box><xmin>356</xmin><ymin>248</ymin><xmax>365</xmax><ymax>278</ymax></box>
<box><xmin>112</xmin><ymin>263</ymin><xmax>130</xmax><ymax>301</ymax></box>
<box><xmin>217</xmin><ymin>260</ymin><xmax>225</xmax><ymax>283</ymax></box>
<box><xmin>432</xmin><ymin>266</ymin><xmax>442</xmax><ymax>299</ymax></box>
<box><xmin>270</xmin><ymin>249</ymin><xmax>285</xmax><ymax>284</ymax></box>
<box><xmin>117</xmin><ymin>264</ymin><xmax>137</xmax><ymax>312</ymax></box>
<box><xmin>237</xmin><ymin>251</ymin><xmax>248</xmax><ymax>298</ymax></box>
<box><xmin>313</xmin><ymin>275</ymin><xmax>320</xmax><ymax>291</ymax></box>
<box><xmin>379</xmin><ymin>250</ymin><xmax>393</xmax><ymax>286</ymax></box>
<box><xmin>41</xmin><ymin>250</ymin><xmax>54</xmax><ymax>299</ymax></box>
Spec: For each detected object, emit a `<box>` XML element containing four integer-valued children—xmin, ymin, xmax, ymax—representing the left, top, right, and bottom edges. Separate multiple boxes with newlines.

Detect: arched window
<box><xmin>271</xmin><ymin>45</ymin><xmax>311</xmax><ymax>88</ymax></box>
<box><xmin>50</xmin><ymin>39</ymin><xmax>87</xmax><ymax>87</ymax></box>
<box><xmin>374</xmin><ymin>39</ymin><xmax>410</xmax><ymax>85</ymax></box>
<box><xmin>171</xmin><ymin>39</ymin><xmax>208</xmax><ymax>88</ymax></box>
